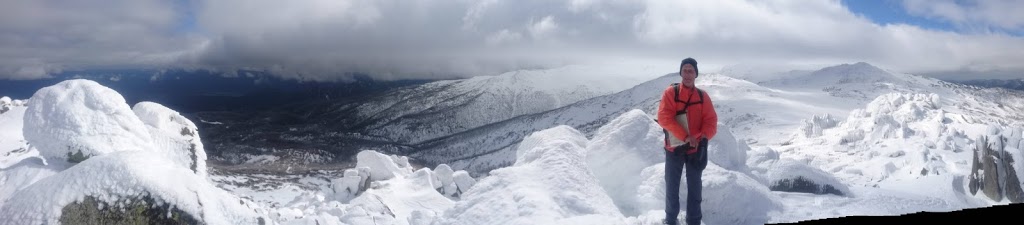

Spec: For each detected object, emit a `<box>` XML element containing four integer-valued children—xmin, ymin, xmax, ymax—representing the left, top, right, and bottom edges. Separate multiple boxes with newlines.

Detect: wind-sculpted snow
<box><xmin>437</xmin><ymin>125</ymin><xmax>625</xmax><ymax>225</ymax></box>
<box><xmin>23</xmin><ymin>79</ymin><xmax>154</xmax><ymax>163</ymax></box>
<box><xmin>0</xmin><ymin>151</ymin><xmax>271</xmax><ymax>225</ymax></box>
<box><xmin>707</xmin><ymin>125</ymin><xmax>751</xmax><ymax>172</ymax></box>
<box><xmin>133</xmin><ymin>101</ymin><xmax>208</xmax><ymax>177</ymax></box>
<box><xmin>585</xmin><ymin>109</ymin><xmax>664</xmax><ymax>216</ymax></box>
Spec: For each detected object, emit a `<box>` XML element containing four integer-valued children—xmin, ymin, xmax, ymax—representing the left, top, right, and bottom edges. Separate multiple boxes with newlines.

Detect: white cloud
<box><xmin>902</xmin><ymin>0</ymin><xmax>1024</xmax><ymax>32</ymax></box>
<box><xmin>1</xmin><ymin>0</ymin><xmax>1022</xmax><ymax>81</ymax></box>
<box><xmin>0</xmin><ymin>0</ymin><xmax>203</xmax><ymax>79</ymax></box>
<box><xmin>528</xmin><ymin>16</ymin><xmax>559</xmax><ymax>40</ymax></box>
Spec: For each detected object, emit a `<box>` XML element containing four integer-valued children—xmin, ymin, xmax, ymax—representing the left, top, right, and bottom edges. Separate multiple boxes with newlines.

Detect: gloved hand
<box><xmin>674</xmin><ymin>144</ymin><xmax>695</xmax><ymax>158</ymax></box>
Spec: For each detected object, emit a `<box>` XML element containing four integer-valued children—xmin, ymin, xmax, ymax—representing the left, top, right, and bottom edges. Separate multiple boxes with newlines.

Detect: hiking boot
<box><xmin>662</xmin><ymin>219</ymin><xmax>678</xmax><ymax>225</ymax></box>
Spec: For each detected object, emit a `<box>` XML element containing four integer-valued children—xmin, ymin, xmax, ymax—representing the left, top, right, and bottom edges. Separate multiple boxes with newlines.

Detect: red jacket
<box><xmin>657</xmin><ymin>84</ymin><xmax>718</xmax><ymax>152</ymax></box>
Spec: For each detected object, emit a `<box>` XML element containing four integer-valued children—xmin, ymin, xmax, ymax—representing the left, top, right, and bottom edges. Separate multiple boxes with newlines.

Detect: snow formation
<box><xmin>133</xmin><ymin>101</ymin><xmax>208</xmax><ymax>177</ymax></box>
<box><xmin>23</xmin><ymin>79</ymin><xmax>154</xmax><ymax>163</ymax></box>
<box><xmin>0</xmin><ymin>151</ymin><xmax>271</xmax><ymax>225</ymax></box>
<box><xmin>437</xmin><ymin>125</ymin><xmax>626</xmax><ymax>225</ymax></box>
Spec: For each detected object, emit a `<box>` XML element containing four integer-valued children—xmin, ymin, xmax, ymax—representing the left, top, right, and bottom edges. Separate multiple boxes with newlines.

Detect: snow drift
<box><xmin>438</xmin><ymin>125</ymin><xmax>626</xmax><ymax>224</ymax></box>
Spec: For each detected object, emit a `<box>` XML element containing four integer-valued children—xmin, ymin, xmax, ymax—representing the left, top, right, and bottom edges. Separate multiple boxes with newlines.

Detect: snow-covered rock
<box><xmin>838</xmin><ymin>93</ymin><xmax>942</xmax><ymax>144</ymax></box>
<box><xmin>707</xmin><ymin>125</ymin><xmax>750</xmax><ymax>172</ymax></box>
<box><xmin>798</xmin><ymin>114</ymin><xmax>839</xmax><ymax>138</ymax></box>
<box><xmin>434</xmin><ymin>164</ymin><xmax>457</xmax><ymax>197</ymax></box>
<box><xmin>585</xmin><ymin>109</ymin><xmax>665</xmax><ymax>216</ymax></box>
<box><xmin>766</xmin><ymin>159</ymin><xmax>851</xmax><ymax>196</ymax></box>
<box><xmin>332</xmin><ymin>168</ymin><xmax>368</xmax><ymax>203</ymax></box>
<box><xmin>700</xmin><ymin>164</ymin><xmax>784</xmax><ymax>225</ymax></box>
<box><xmin>437</xmin><ymin>125</ymin><xmax>623</xmax><ymax>224</ymax></box>
<box><xmin>0</xmin><ymin>96</ymin><xmax>11</xmax><ymax>114</ymax></box>
<box><xmin>356</xmin><ymin>150</ymin><xmax>410</xmax><ymax>181</ymax></box>
<box><xmin>452</xmin><ymin>171</ymin><xmax>476</xmax><ymax>195</ymax></box>
<box><xmin>23</xmin><ymin>79</ymin><xmax>154</xmax><ymax>163</ymax></box>
<box><xmin>346</xmin><ymin>174</ymin><xmax>454</xmax><ymax>225</ymax></box>
<box><xmin>0</xmin><ymin>151</ymin><xmax>271</xmax><ymax>225</ymax></box>
<box><xmin>969</xmin><ymin>126</ymin><xmax>1024</xmax><ymax>203</ymax></box>
<box><xmin>133</xmin><ymin>101</ymin><xmax>207</xmax><ymax>177</ymax></box>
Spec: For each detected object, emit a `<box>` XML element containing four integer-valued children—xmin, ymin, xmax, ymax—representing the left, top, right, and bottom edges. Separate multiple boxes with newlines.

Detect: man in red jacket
<box><xmin>657</xmin><ymin>57</ymin><xmax>718</xmax><ymax>225</ymax></box>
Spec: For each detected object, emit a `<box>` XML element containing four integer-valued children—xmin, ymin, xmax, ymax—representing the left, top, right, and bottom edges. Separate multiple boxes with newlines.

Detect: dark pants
<box><xmin>665</xmin><ymin>148</ymin><xmax>702</xmax><ymax>225</ymax></box>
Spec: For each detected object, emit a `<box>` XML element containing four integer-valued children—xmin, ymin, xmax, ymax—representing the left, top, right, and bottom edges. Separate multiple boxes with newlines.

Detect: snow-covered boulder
<box><xmin>0</xmin><ymin>151</ymin><xmax>271</xmax><ymax>225</ymax></box>
<box><xmin>409</xmin><ymin>167</ymin><xmax>442</xmax><ymax>191</ymax></box>
<box><xmin>452</xmin><ymin>171</ymin><xmax>476</xmax><ymax>196</ymax></box>
<box><xmin>701</xmin><ymin>164</ymin><xmax>784</xmax><ymax>225</ymax></box>
<box><xmin>133</xmin><ymin>101</ymin><xmax>207</xmax><ymax>177</ymax></box>
<box><xmin>969</xmin><ymin>126</ymin><xmax>1024</xmax><ymax>203</ymax></box>
<box><xmin>766</xmin><ymin>159</ymin><xmax>850</xmax><ymax>196</ymax></box>
<box><xmin>434</xmin><ymin>164</ymin><xmax>457</xmax><ymax>197</ymax></box>
<box><xmin>797</xmin><ymin>114</ymin><xmax>839</xmax><ymax>138</ymax></box>
<box><xmin>0</xmin><ymin>96</ymin><xmax>11</xmax><ymax>114</ymax></box>
<box><xmin>346</xmin><ymin>172</ymin><xmax>454</xmax><ymax>225</ymax></box>
<box><xmin>332</xmin><ymin>168</ymin><xmax>369</xmax><ymax>203</ymax></box>
<box><xmin>708</xmin><ymin>125</ymin><xmax>750</xmax><ymax>172</ymax></box>
<box><xmin>584</xmin><ymin>109</ymin><xmax>664</xmax><ymax>215</ymax></box>
<box><xmin>837</xmin><ymin>93</ymin><xmax>942</xmax><ymax>144</ymax></box>
<box><xmin>356</xmin><ymin>150</ymin><xmax>410</xmax><ymax>181</ymax></box>
<box><xmin>23</xmin><ymin>79</ymin><xmax>154</xmax><ymax>163</ymax></box>
<box><xmin>437</xmin><ymin>125</ymin><xmax>624</xmax><ymax>224</ymax></box>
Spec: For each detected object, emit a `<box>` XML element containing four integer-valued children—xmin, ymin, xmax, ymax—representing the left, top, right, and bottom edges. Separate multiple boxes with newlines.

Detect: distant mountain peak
<box><xmin>814</xmin><ymin>62</ymin><xmax>888</xmax><ymax>76</ymax></box>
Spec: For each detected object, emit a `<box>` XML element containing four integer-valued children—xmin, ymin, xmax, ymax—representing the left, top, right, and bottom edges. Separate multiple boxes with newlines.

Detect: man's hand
<box><xmin>686</xmin><ymin>136</ymin><xmax>697</xmax><ymax>146</ymax></box>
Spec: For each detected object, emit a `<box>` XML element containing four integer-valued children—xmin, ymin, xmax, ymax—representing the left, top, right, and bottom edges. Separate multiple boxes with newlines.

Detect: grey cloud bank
<box><xmin>1</xmin><ymin>0</ymin><xmax>1022</xmax><ymax>81</ymax></box>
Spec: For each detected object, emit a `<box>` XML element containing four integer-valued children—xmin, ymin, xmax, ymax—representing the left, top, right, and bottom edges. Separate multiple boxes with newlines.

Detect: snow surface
<box><xmin>0</xmin><ymin>98</ymin><xmax>31</xmax><ymax>169</ymax></box>
<box><xmin>23</xmin><ymin>79</ymin><xmax>155</xmax><ymax>162</ymax></box>
<box><xmin>436</xmin><ymin>125</ymin><xmax>626</xmax><ymax>225</ymax></box>
<box><xmin>0</xmin><ymin>151</ymin><xmax>271</xmax><ymax>225</ymax></box>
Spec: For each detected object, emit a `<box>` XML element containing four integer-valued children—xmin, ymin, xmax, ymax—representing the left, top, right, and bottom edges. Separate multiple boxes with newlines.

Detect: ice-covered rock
<box><xmin>969</xmin><ymin>126</ymin><xmax>1024</xmax><ymax>203</ymax></box>
<box><xmin>585</xmin><ymin>109</ymin><xmax>663</xmax><ymax>215</ymax></box>
<box><xmin>332</xmin><ymin>168</ymin><xmax>368</xmax><ymax>203</ymax></box>
<box><xmin>452</xmin><ymin>171</ymin><xmax>476</xmax><ymax>195</ymax></box>
<box><xmin>23</xmin><ymin>79</ymin><xmax>154</xmax><ymax>163</ymax></box>
<box><xmin>707</xmin><ymin>125</ymin><xmax>750</xmax><ymax>172</ymax></box>
<box><xmin>0</xmin><ymin>151</ymin><xmax>271</xmax><ymax>225</ymax></box>
<box><xmin>837</xmin><ymin>93</ymin><xmax>942</xmax><ymax>144</ymax></box>
<box><xmin>409</xmin><ymin>168</ymin><xmax>442</xmax><ymax>191</ymax></box>
<box><xmin>766</xmin><ymin>159</ymin><xmax>850</xmax><ymax>196</ymax></box>
<box><xmin>356</xmin><ymin>150</ymin><xmax>410</xmax><ymax>181</ymax></box>
<box><xmin>798</xmin><ymin>114</ymin><xmax>839</xmax><ymax>138</ymax></box>
<box><xmin>133</xmin><ymin>101</ymin><xmax>207</xmax><ymax>177</ymax></box>
<box><xmin>346</xmin><ymin>172</ymin><xmax>453</xmax><ymax>225</ymax></box>
<box><xmin>435</xmin><ymin>164</ymin><xmax>457</xmax><ymax>197</ymax></box>
<box><xmin>437</xmin><ymin>125</ymin><xmax>622</xmax><ymax>224</ymax></box>
<box><xmin>0</xmin><ymin>96</ymin><xmax>11</xmax><ymax>114</ymax></box>
<box><xmin>700</xmin><ymin>164</ymin><xmax>784</xmax><ymax>225</ymax></box>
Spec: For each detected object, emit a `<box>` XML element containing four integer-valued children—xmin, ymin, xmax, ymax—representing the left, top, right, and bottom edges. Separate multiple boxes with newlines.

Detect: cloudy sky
<box><xmin>1</xmin><ymin>0</ymin><xmax>1022</xmax><ymax>81</ymax></box>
